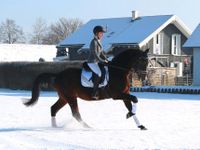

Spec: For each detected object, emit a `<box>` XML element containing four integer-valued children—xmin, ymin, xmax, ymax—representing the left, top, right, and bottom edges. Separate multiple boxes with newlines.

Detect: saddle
<box><xmin>81</xmin><ymin>62</ymin><xmax>109</xmax><ymax>88</ymax></box>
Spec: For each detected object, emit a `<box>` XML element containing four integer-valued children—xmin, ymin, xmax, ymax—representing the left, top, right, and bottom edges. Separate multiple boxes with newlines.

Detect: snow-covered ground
<box><xmin>0</xmin><ymin>89</ymin><xmax>200</xmax><ymax>149</ymax></box>
<box><xmin>0</xmin><ymin>44</ymin><xmax>57</xmax><ymax>62</ymax></box>
<box><xmin>0</xmin><ymin>44</ymin><xmax>200</xmax><ymax>149</ymax></box>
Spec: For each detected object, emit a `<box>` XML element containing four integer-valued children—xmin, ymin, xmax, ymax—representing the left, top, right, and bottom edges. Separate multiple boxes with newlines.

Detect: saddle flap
<box><xmin>81</xmin><ymin>63</ymin><xmax>109</xmax><ymax>88</ymax></box>
<box><xmin>82</xmin><ymin>62</ymin><xmax>91</xmax><ymax>71</ymax></box>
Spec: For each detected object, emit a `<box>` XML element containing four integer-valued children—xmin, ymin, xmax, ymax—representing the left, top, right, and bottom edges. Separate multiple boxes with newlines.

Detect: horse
<box><xmin>24</xmin><ymin>48</ymin><xmax>149</xmax><ymax>130</ymax></box>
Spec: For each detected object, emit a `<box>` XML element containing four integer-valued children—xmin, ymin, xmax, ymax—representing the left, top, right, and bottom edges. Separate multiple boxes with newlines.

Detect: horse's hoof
<box><xmin>51</xmin><ymin>123</ymin><xmax>58</xmax><ymax>128</ymax></box>
<box><xmin>80</xmin><ymin>121</ymin><xmax>91</xmax><ymax>128</ymax></box>
<box><xmin>51</xmin><ymin>117</ymin><xmax>58</xmax><ymax>128</ymax></box>
<box><xmin>52</xmin><ymin>124</ymin><xmax>58</xmax><ymax>128</ymax></box>
<box><xmin>138</xmin><ymin>125</ymin><xmax>147</xmax><ymax>130</ymax></box>
<box><xmin>83</xmin><ymin>124</ymin><xmax>91</xmax><ymax>128</ymax></box>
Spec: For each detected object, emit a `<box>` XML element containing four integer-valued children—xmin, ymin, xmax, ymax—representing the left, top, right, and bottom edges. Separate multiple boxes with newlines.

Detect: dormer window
<box><xmin>171</xmin><ymin>34</ymin><xmax>181</xmax><ymax>55</ymax></box>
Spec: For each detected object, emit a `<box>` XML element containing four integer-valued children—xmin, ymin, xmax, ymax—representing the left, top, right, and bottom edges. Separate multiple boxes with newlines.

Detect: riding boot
<box><xmin>92</xmin><ymin>76</ymin><xmax>101</xmax><ymax>99</ymax></box>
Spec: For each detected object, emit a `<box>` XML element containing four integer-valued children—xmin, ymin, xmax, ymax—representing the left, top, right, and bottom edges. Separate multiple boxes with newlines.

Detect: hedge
<box><xmin>0</xmin><ymin>61</ymin><xmax>82</xmax><ymax>90</ymax></box>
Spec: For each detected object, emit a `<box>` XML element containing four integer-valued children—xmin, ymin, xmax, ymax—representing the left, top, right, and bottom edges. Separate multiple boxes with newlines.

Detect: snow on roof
<box><xmin>109</xmin><ymin>15</ymin><xmax>173</xmax><ymax>45</ymax></box>
<box><xmin>183</xmin><ymin>24</ymin><xmax>200</xmax><ymax>48</ymax></box>
<box><xmin>58</xmin><ymin>15</ymin><xmax>191</xmax><ymax>51</ymax></box>
<box><xmin>0</xmin><ymin>44</ymin><xmax>57</xmax><ymax>62</ymax></box>
<box><xmin>59</xmin><ymin>17</ymin><xmax>137</xmax><ymax>50</ymax></box>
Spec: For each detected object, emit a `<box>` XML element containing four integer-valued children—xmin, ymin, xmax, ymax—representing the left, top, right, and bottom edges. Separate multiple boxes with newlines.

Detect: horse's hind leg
<box><xmin>68</xmin><ymin>98</ymin><xmax>91</xmax><ymax>128</ymax></box>
<box><xmin>51</xmin><ymin>98</ymin><xmax>67</xmax><ymax>127</ymax></box>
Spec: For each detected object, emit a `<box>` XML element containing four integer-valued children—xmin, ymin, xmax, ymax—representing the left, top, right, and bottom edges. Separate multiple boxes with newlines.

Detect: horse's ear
<box><xmin>143</xmin><ymin>48</ymin><xmax>149</xmax><ymax>59</ymax></box>
<box><xmin>144</xmin><ymin>48</ymin><xmax>150</xmax><ymax>53</ymax></box>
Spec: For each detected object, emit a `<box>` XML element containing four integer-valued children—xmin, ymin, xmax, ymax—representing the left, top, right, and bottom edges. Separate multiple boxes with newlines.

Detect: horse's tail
<box><xmin>23</xmin><ymin>73</ymin><xmax>56</xmax><ymax>106</ymax></box>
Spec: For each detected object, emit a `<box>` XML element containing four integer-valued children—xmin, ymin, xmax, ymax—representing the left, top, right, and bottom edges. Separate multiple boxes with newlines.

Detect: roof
<box><xmin>58</xmin><ymin>15</ymin><xmax>191</xmax><ymax>52</ymax></box>
<box><xmin>183</xmin><ymin>24</ymin><xmax>200</xmax><ymax>48</ymax></box>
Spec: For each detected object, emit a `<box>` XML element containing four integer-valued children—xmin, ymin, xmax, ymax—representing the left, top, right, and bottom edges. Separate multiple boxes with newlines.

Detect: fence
<box><xmin>131</xmin><ymin>86</ymin><xmax>200</xmax><ymax>94</ymax></box>
<box><xmin>131</xmin><ymin>67</ymin><xmax>197</xmax><ymax>94</ymax></box>
<box><xmin>132</xmin><ymin>67</ymin><xmax>193</xmax><ymax>87</ymax></box>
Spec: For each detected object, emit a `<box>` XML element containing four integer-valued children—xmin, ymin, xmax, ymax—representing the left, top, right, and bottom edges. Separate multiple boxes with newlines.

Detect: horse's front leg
<box><xmin>114</xmin><ymin>93</ymin><xmax>147</xmax><ymax>130</ymax></box>
<box><xmin>117</xmin><ymin>93</ymin><xmax>138</xmax><ymax>103</ymax></box>
<box><xmin>123</xmin><ymin>100</ymin><xmax>147</xmax><ymax>130</ymax></box>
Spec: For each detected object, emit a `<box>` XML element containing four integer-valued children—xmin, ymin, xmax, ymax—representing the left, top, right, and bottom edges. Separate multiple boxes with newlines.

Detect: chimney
<box><xmin>132</xmin><ymin>10</ymin><xmax>139</xmax><ymax>20</ymax></box>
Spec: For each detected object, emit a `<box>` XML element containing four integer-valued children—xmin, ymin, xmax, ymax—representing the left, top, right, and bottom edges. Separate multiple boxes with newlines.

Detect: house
<box><xmin>183</xmin><ymin>24</ymin><xmax>200</xmax><ymax>86</ymax></box>
<box><xmin>57</xmin><ymin>11</ymin><xmax>193</xmax><ymax>81</ymax></box>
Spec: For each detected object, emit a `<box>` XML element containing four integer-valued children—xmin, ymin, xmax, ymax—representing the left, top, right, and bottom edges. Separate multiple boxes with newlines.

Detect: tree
<box><xmin>0</xmin><ymin>19</ymin><xmax>24</xmax><ymax>44</ymax></box>
<box><xmin>30</xmin><ymin>18</ymin><xmax>48</xmax><ymax>44</ymax></box>
<box><xmin>43</xmin><ymin>18</ymin><xmax>83</xmax><ymax>44</ymax></box>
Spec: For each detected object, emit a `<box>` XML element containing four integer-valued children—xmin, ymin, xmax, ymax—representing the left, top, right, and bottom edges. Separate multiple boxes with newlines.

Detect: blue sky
<box><xmin>0</xmin><ymin>0</ymin><xmax>200</xmax><ymax>32</ymax></box>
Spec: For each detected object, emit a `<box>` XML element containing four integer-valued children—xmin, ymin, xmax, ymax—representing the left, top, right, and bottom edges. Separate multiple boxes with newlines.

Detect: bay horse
<box><xmin>24</xmin><ymin>49</ymin><xmax>149</xmax><ymax>130</ymax></box>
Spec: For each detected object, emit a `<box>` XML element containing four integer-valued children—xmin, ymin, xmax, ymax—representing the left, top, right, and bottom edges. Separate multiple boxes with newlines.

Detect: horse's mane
<box><xmin>111</xmin><ymin>49</ymin><xmax>144</xmax><ymax>64</ymax></box>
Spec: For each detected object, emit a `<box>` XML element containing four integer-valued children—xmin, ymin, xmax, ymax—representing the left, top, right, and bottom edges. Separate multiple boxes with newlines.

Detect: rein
<box><xmin>101</xmin><ymin>62</ymin><xmax>148</xmax><ymax>76</ymax></box>
<box><xmin>101</xmin><ymin>62</ymin><xmax>130</xmax><ymax>72</ymax></box>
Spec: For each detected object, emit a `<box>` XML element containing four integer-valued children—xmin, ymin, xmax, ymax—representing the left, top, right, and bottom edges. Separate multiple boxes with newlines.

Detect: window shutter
<box><xmin>171</xmin><ymin>34</ymin><xmax>175</xmax><ymax>55</ymax></box>
<box><xmin>177</xmin><ymin>34</ymin><xmax>181</xmax><ymax>55</ymax></box>
<box><xmin>153</xmin><ymin>33</ymin><xmax>163</xmax><ymax>54</ymax></box>
<box><xmin>171</xmin><ymin>34</ymin><xmax>181</xmax><ymax>55</ymax></box>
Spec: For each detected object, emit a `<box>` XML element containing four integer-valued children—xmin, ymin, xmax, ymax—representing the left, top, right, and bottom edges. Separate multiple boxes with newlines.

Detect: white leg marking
<box><xmin>51</xmin><ymin>117</ymin><xmax>57</xmax><ymax>127</ymax></box>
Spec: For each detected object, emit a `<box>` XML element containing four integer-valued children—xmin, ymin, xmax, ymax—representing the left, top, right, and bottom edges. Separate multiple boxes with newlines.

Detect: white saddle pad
<box><xmin>81</xmin><ymin>66</ymin><xmax>109</xmax><ymax>88</ymax></box>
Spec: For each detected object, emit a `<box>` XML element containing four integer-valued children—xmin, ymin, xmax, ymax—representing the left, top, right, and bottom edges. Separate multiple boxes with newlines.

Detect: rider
<box><xmin>87</xmin><ymin>25</ymin><xmax>109</xmax><ymax>99</ymax></box>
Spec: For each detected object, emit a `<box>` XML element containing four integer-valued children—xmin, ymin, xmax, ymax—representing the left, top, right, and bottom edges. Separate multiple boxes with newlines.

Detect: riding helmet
<box><xmin>93</xmin><ymin>25</ymin><xmax>105</xmax><ymax>34</ymax></box>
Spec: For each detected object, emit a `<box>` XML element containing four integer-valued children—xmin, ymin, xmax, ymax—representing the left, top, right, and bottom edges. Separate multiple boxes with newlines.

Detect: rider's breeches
<box><xmin>87</xmin><ymin>63</ymin><xmax>101</xmax><ymax>77</ymax></box>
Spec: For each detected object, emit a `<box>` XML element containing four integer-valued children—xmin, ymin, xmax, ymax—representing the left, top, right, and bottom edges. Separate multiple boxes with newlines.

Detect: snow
<box><xmin>0</xmin><ymin>89</ymin><xmax>200</xmax><ymax>149</ymax></box>
<box><xmin>0</xmin><ymin>44</ymin><xmax>57</xmax><ymax>62</ymax></box>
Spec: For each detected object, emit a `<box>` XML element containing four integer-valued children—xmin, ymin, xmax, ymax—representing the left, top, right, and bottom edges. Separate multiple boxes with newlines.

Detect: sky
<box><xmin>0</xmin><ymin>0</ymin><xmax>200</xmax><ymax>33</ymax></box>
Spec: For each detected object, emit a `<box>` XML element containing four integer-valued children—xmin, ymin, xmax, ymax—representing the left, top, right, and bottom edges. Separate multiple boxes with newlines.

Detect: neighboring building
<box><xmin>57</xmin><ymin>11</ymin><xmax>193</xmax><ymax>79</ymax></box>
<box><xmin>183</xmin><ymin>24</ymin><xmax>200</xmax><ymax>86</ymax></box>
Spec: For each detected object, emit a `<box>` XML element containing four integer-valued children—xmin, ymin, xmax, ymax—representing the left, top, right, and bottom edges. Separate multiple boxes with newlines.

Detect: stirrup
<box><xmin>92</xmin><ymin>91</ymin><xmax>99</xmax><ymax>99</ymax></box>
<box><xmin>92</xmin><ymin>93</ymin><xmax>99</xmax><ymax>99</ymax></box>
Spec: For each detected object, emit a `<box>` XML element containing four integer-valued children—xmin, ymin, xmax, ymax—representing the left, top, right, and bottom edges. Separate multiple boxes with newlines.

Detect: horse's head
<box><xmin>111</xmin><ymin>48</ymin><xmax>149</xmax><ymax>81</ymax></box>
<box><xmin>131</xmin><ymin>49</ymin><xmax>149</xmax><ymax>81</ymax></box>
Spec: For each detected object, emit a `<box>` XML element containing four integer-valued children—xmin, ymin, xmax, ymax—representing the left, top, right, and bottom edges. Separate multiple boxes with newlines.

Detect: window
<box><xmin>171</xmin><ymin>34</ymin><xmax>181</xmax><ymax>55</ymax></box>
<box><xmin>153</xmin><ymin>33</ymin><xmax>163</xmax><ymax>55</ymax></box>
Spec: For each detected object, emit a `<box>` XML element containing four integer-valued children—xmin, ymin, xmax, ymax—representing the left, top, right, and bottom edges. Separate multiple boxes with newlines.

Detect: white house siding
<box><xmin>193</xmin><ymin>48</ymin><xmax>200</xmax><ymax>85</ymax></box>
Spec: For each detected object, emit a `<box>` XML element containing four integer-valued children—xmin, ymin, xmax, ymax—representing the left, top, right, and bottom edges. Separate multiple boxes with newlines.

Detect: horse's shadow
<box><xmin>0</xmin><ymin>126</ymin><xmax>139</xmax><ymax>133</ymax></box>
<box><xmin>0</xmin><ymin>127</ymin><xmax>52</xmax><ymax>133</ymax></box>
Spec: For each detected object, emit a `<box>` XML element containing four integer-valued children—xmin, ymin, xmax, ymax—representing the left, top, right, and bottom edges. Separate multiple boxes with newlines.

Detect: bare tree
<box><xmin>30</xmin><ymin>18</ymin><xmax>48</xmax><ymax>44</ymax></box>
<box><xmin>43</xmin><ymin>18</ymin><xmax>83</xmax><ymax>44</ymax></box>
<box><xmin>0</xmin><ymin>19</ymin><xmax>24</xmax><ymax>44</ymax></box>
